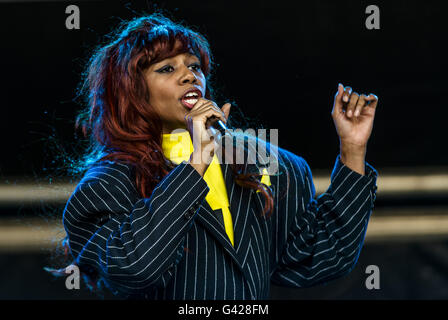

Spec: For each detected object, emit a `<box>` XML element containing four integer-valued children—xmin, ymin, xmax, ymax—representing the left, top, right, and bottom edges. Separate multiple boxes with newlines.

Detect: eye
<box><xmin>157</xmin><ymin>65</ymin><xmax>174</xmax><ymax>73</ymax></box>
<box><xmin>189</xmin><ymin>63</ymin><xmax>202</xmax><ymax>71</ymax></box>
<box><xmin>156</xmin><ymin>63</ymin><xmax>201</xmax><ymax>74</ymax></box>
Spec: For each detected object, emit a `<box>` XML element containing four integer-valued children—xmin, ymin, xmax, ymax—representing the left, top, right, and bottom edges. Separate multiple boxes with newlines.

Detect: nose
<box><xmin>179</xmin><ymin>67</ymin><xmax>198</xmax><ymax>84</ymax></box>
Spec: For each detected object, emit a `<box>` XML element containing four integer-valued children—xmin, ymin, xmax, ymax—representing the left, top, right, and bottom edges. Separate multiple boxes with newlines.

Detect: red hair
<box><xmin>75</xmin><ymin>13</ymin><xmax>278</xmax><ymax>217</ymax></box>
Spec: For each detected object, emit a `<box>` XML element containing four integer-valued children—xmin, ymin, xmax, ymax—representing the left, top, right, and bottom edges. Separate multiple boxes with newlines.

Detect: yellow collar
<box><xmin>160</xmin><ymin>129</ymin><xmax>270</xmax><ymax>248</ymax></box>
<box><xmin>162</xmin><ymin>130</ymin><xmax>194</xmax><ymax>164</ymax></box>
<box><xmin>161</xmin><ymin>129</ymin><xmax>235</xmax><ymax>246</ymax></box>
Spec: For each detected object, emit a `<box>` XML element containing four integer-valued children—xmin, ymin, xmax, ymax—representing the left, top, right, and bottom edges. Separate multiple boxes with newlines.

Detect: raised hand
<box><xmin>184</xmin><ymin>98</ymin><xmax>231</xmax><ymax>175</ymax></box>
<box><xmin>331</xmin><ymin>83</ymin><xmax>379</xmax><ymax>147</ymax></box>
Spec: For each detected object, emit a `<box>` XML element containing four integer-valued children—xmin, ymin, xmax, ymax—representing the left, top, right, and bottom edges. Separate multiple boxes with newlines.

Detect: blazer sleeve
<box><xmin>62</xmin><ymin>160</ymin><xmax>209</xmax><ymax>296</ymax></box>
<box><xmin>270</xmin><ymin>150</ymin><xmax>378</xmax><ymax>288</ymax></box>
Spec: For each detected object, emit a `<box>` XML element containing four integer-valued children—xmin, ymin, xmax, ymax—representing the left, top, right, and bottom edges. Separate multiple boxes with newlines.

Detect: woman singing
<box><xmin>60</xmin><ymin>12</ymin><xmax>379</xmax><ymax>299</ymax></box>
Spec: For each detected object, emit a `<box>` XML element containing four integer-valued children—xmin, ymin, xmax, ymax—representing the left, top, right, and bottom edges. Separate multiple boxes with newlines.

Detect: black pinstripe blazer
<box><xmin>62</xmin><ymin>141</ymin><xmax>378</xmax><ymax>300</ymax></box>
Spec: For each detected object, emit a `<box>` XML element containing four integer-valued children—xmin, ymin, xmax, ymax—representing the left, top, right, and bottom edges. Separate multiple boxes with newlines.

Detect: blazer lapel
<box><xmin>221</xmin><ymin>161</ymin><xmax>257</xmax><ymax>266</ymax></box>
<box><xmin>195</xmin><ymin>200</ymin><xmax>243</xmax><ymax>271</ymax></box>
<box><xmin>193</xmin><ymin>159</ymin><xmax>261</xmax><ymax>270</ymax></box>
<box><xmin>221</xmin><ymin>160</ymin><xmax>260</xmax><ymax>300</ymax></box>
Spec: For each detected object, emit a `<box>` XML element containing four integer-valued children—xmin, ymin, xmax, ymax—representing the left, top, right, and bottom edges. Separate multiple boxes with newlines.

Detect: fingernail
<box><xmin>354</xmin><ymin>110</ymin><xmax>359</xmax><ymax>117</ymax></box>
<box><xmin>343</xmin><ymin>96</ymin><xmax>348</xmax><ymax>102</ymax></box>
<box><xmin>348</xmin><ymin>110</ymin><xmax>352</xmax><ymax>117</ymax></box>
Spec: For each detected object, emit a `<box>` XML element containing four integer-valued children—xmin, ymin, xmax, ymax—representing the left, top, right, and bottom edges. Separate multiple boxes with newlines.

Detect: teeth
<box><xmin>185</xmin><ymin>99</ymin><xmax>198</xmax><ymax>105</ymax></box>
<box><xmin>185</xmin><ymin>92</ymin><xmax>199</xmax><ymax>98</ymax></box>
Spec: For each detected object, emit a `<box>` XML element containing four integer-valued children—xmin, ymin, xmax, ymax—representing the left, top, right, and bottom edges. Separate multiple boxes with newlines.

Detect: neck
<box><xmin>161</xmin><ymin>129</ymin><xmax>194</xmax><ymax>164</ymax></box>
<box><xmin>162</xmin><ymin>125</ymin><xmax>188</xmax><ymax>134</ymax></box>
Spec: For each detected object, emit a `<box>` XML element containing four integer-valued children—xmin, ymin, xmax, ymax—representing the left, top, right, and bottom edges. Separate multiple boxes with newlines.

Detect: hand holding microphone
<box><xmin>184</xmin><ymin>98</ymin><xmax>231</xmax><ymax>176</ymax></box>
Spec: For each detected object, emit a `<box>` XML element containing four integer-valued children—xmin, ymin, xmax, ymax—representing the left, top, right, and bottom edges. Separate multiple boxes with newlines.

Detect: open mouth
<box><xmin>180</xmin><ymin>90</ymin><xmax>201</xmax><ymax>109</ymax></box>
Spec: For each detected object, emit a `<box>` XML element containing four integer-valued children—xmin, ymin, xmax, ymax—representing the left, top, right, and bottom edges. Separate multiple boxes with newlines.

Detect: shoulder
<box><xmin>276</xmin><ymin>146</ymin><xmax>308</xmax><ymax>170</ymax></box>
<box><xmin>75</xmin><ymin>159</ymin><xmax>138</xmax><ymax>197</ymax></box>
<box><xmin>246</xmin><ymin>131</ymin><xmax>310</xmax><ymax>174</ymax></box>
<box><xmin>65</xmin><ymin>160</ymin><xmax>139</xmax><ymax>216</ymax></box>
<box><xmin>80</xmin><ymin>160</ymin><xmax>133</xmax><ymax>183</ymax></box>
<box><xmin>236</xmin><ymin>130</ymin><xmax>310</xmax><ymax>182</ymax></box>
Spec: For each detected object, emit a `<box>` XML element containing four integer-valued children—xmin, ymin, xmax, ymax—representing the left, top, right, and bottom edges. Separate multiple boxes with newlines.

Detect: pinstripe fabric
<box><xmin>62</xmin><ymin>140</ymin><xmax>378</xmax><ymax>300</ymax></box>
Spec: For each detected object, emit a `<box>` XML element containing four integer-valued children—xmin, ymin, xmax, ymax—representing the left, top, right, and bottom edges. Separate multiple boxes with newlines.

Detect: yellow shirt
<box><xmin>161</xmin><ymin>130</ymin><xmax>235</xmax><ymax>246</ymax></box>
<box><xmin>161</xmin><ymin>130</ymin><xmax>271</xmax><ymax>247</ymax></box>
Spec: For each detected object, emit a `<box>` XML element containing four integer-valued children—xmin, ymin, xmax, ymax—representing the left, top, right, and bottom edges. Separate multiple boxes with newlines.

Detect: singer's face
<box><xmin>144</xmin><ymin>50</ymin><xmax>206</xmax><ymax>134</ymax></box>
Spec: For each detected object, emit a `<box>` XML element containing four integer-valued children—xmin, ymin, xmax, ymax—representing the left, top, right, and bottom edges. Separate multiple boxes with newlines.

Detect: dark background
<box><xmin>0</xmin><ymin>0</ymin><xmax>447</xmax><ymax>300</ymax></box>
<box><xmin>1</xmin><ymin>0</ymin><xmax>446</xmax><ymax>178</ymax></box>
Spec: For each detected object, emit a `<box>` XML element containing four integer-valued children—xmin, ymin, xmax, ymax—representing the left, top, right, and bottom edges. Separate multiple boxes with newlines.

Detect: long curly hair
<box><xmin>74</xmin><ymin>12</ymin><xmax>280</xmax><ymax>216</ymax></box>
<box><xmin>47</xmin><ymin>12</ymin><xmax>289</xmax><ymax>295</ymax></box>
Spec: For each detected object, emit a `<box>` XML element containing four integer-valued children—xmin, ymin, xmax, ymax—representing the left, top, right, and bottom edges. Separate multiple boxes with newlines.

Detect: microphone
<box><xmin>211</xmin><ymin>118</ymin><xmax>232</xmax><ymax>138</ymax></box>
<box><xmin>213</xmin><ymin>119</ymin><xmax>228</xmax><ymax>135</ymax></box>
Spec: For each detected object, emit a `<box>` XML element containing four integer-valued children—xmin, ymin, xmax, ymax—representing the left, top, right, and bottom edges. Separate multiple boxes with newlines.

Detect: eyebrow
<box><xmin>155</xmin><ymin>55</ymin><xmax>200</xmax><ymax>66</ymax></box>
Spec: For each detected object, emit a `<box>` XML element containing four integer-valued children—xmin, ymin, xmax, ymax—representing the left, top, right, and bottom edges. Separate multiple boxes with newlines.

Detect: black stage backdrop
<box><xmin>0</xmin><ymin>0</ymin><xmax>447</xmax><ymax>301</ymax></box>
<box><xmin>0</xmin><ymin>0</ymin><xmax>446</xmax><ymax>176</ymax></box>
